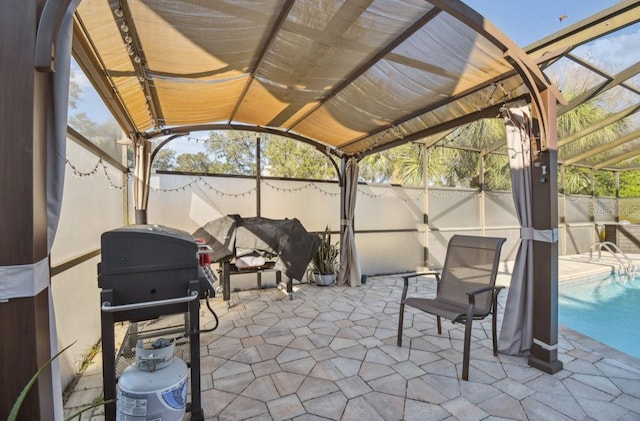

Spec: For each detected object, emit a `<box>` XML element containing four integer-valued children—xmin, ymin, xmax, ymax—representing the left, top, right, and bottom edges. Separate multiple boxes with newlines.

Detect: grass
<box><xmin>62</xmin><ymin>341</ymin><xmax>101</xmax><ymax>405</ymax></box>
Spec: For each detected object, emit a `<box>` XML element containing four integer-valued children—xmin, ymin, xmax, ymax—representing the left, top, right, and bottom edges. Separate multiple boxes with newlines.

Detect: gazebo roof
<box><xmin>71</xmin><ymin>0</ymin><xmax>639</xmax><ymax>168</ymax></box>
<box><xmin>71</xmin><ymin>0</ymin><xmax>562</xmax><ymax>158</ymax></box>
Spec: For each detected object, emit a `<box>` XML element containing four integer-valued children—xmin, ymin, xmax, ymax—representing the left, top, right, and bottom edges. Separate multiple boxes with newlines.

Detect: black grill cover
<box><xmin>193</xmin><ymin>215</ymin><xmax>320</xmax><ymax>280</ymax></box>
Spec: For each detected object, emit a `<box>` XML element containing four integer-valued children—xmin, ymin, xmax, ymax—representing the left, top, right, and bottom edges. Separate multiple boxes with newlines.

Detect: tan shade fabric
<box><xmin>73</xmin><ymin>0</ymin><xmax>560</xmax><ymax>155</ymax></box>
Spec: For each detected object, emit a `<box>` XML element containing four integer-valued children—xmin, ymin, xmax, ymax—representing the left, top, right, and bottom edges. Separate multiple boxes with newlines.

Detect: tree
<box><xmin>548</xmin><ymin>60</ymin><xmax>630</xmax><ymax>193</ymax></box>
<box><xmin>483</xmin><ymin>153</ymin><xmax>511</xmax><ymax>191</ymax></box>
<box><xmin>205</xmin><ymin>131</ymin><xmax>260</xmax><ymax>175</ymax></box>
<box><xmin>263</xmin><ymin>137</ymin><xmax>337</xmax><ymax>179</ymax></box>
<box><xmin>619</xmin><ymin>170</ymin><xmax>640</xmax><ymax>197</ymax></box>
<box><xmin>428</xmin><ymin>147</ymin><xmax>480</xmax><ymax>188</ymax></box>
<box><xmin>390</xmin><ymin>143</ymin><xmax>424</xmax><ymax>186</ymax></box>
<box><xmin>68</xmin><ymin>65</ymin><xmax>126</xmax><ymax>159</ymax></box>
<box><xmin>68</xmin><ymin>69</ymin><xmax>82</xmax><ymax>110</ymax></box>
<box><xmin>561</xmin><ymin>166</ymin><xmax>591</xmax><ymax>195</ymax></box>
<box><xmin>359</xmin><ymin>151</ymin><xmax>394</xmax><ymax>184</ymax></box>
<box><xmin>68</xmin><ymin>112</ymin><xmax>123</xmax><ymax>159</ymax></box>
<box><xmin>152</xmin><ymin>149</ymin><xmax>177</xmax><ymax>171</ymax></box>
<box><xmin>359</xmin><ymin>143</ymin><xmax>424</xmax><ymax>185</ymax></box>
<box><xmin>594</xmin><ymin>170</ymin><xmax>616</xmax><ymax>197</ymax></box>
<box><xmin>422</xmin><ymin>118</ymin><xmax>507</xmax><ymax>188</ymax></box>
<box><xmin>175</xmin><ymin>152</ymin><xmax>213</xmax><ymax>173</ymax></box>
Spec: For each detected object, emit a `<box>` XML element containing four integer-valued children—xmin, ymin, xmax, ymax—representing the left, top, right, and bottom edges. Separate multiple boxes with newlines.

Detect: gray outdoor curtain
<box><xmin>47</xmin><ymin>7</ymin><xmax>77</xmax><ymax>418</ymax></box>
<box><xmin>498</xmin><ymin>100</ymin><xmax>534</xmax><ymax>355</ymax></box>
<box><xmin>0</xmin><ymin>6</ymin><xmax>75</xmax><ymax>417</ymax></box>
<box><xmin>134</xmin><ymin>139</ymin><xmax>152</xmax><ymax>224</ymax></box>
<box><xmin>338</xmin><ymin>157</ymin><xmax>362</xmax><ymax>287</ymax></box>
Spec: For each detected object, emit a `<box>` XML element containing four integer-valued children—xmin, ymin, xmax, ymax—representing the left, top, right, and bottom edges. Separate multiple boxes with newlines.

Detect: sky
<box><xmin>464</xmin><ymin>0</ymin><xmax>640</xmax><ymax>70</ymax></box>
<box><xmin>464</xmin><ymin>0</ymin><xmax>624</xmax><ymax>47</ymax></box>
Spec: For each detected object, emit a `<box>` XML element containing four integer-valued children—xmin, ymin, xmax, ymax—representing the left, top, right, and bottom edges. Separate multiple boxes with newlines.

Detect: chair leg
<box><xmin>436</xmin><ymin>316</ymin><xmax>442</xmax><ymax>335</ymax></box>
<box><xmin>397</xmin><ymin>303</ymin><xmax>405</xmax><ymax>346</ymax></box>
<box><xmin>492</xmin><ymin>313</ymin><xmax>498</xmax><ymax>356</ymax></box>
<box><xmin>462</xmin><ymin>316</ymin><xmax>473</xmax><ymax>381</ymax></box>
<box><xmin>491</xmin><ymin>290</ymin><xmax>500</xmax><ymax>356</ymax></box>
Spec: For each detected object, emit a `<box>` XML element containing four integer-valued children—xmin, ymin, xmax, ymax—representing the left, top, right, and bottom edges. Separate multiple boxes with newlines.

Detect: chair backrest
<box><xmin>438</xmin><ymin>235</ymin><xmax>506</xmax><ymax>315</ymax></box>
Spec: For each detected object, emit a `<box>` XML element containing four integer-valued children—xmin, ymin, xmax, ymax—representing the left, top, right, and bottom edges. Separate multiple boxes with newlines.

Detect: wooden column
<box><xmin>0</xmin><ymin>0</ymin><xmax>55</xmax><ymax>418</ymax></box>
<box><xmin>528</xmin><ymin>90</ymin><xmax>563</xmax><ymax>374</ymax></box>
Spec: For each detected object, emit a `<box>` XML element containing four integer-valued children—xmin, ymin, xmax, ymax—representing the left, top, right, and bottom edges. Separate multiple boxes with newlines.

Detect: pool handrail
<box><xmin>589</xmin><ymin>241</ymin><xmax>637</xmax><ymax>280</ymax></box>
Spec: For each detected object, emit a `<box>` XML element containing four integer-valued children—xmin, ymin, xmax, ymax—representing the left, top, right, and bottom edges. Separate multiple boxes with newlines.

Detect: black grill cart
<box><xmin>98</xmin><ymin>224</ymin><xmax>208</xmax><ymax>420</ymax></box>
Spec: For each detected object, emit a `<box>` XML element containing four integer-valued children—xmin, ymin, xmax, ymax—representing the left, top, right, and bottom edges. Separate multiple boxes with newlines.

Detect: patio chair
<box><xmin>397</xmin><ymin>235</ymin><xmax>506</xmax><ymax>380</ymax></box>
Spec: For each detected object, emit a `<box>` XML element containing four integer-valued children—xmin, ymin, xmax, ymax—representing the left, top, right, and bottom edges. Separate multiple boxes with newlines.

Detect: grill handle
<box><xmin>101</xmin><ymin>290</ymin><xmax>199</xmax><ymax>313</ymax></box>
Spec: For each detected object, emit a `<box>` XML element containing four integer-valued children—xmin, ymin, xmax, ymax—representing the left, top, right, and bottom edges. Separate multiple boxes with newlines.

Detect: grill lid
<box><xmin>99</xmin><ymin>224</ymin><xmax>199</xmax><ymax>276</ymax></box>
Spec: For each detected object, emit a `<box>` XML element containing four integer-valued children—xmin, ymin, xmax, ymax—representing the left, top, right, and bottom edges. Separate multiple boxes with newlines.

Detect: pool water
<box><xmin>559</xmin><ymin>274</ymin><xmax>640</xmax><ymax>359</ymax></box>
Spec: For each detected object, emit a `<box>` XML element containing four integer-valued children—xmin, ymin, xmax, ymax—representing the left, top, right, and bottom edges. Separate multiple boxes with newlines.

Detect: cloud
<box><xmin>574</xmin><ymin>27</ymin><xmax>640</xmax><ymax>72</ymax></box>
<box><xmin>70</xmin><ymin>60</ymin><xmax>92</xmax><ymax>89</ymax></box>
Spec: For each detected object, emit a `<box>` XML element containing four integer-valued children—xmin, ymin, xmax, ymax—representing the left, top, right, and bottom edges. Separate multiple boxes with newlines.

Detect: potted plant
<box><xmin>310</xmin><ymin>226</ymin><xmax>340</xmax><ymax>286</ymax></box>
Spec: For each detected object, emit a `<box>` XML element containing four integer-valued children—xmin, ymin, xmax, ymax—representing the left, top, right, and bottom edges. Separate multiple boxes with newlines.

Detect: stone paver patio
<box><xmin>64</xmin><ymin>257</ymin><xmax>640</xmax><ymax>420</ymax></box>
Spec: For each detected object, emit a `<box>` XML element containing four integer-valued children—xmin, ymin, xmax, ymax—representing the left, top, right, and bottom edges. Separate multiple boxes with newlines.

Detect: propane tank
<box><xmin>117</xmin><ymin>338</ymin><xmax>189</xmax><ymax>421</ymax></box>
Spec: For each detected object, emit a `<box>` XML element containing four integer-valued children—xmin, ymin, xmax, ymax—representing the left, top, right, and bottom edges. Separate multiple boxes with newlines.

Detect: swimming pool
<box><xmin>559</xmin><ymin>274</ymin><xmax>640</xmax><ymax>359</ymax></box>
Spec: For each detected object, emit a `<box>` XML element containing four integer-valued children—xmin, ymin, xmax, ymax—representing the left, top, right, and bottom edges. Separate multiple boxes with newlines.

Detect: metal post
<box><xmin>479</xmin><ymin>153</ymin><xmax>486</xmax><ymax>236</ymax></box>
<box><xmin>423</xmin><ymin>146</ymin><xmax>430</xmax><ymax>269</ymax></box>
<box><xmin>256</xmin><ymin>136</ymin><xmax>261</xmax><ymax>217</ymax></box>
<box><xmin>615</xmin><ymin>171</ymin><xmax>620</xmax><ymax>223</ymax></box>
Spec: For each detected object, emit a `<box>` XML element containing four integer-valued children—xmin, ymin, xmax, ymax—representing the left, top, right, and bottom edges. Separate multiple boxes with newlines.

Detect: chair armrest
<box><xmin>466</xmin><ymin>285</ymin><xmax>498</xmax><ymax>296</ymax></box>
<box><xmin>465</xmin><ymin>285</ymin><xmax>504</xmax><ymax>309</ymax></box>
<box><xmin>402</xmin><ymin>271</ymin><xmax>439</xmax><ymax>281</ymax></box>
<box><xmin>400</xmin><ymin>272</ymin><xmax>440</xmax><ymax>302</ymax></box>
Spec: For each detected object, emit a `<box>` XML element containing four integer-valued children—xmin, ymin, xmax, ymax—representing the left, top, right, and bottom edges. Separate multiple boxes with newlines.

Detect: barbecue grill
<box><xmin>98</xmin><ymin>224</ymin><xmax>212</xmax><ymax>420</ymax></box>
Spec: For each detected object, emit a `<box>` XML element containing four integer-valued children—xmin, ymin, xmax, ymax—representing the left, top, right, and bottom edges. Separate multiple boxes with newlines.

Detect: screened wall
<box><xmin>52</xmin><ymin>131</ymin><xmax>631</xmax><ymax>389</ymax></box>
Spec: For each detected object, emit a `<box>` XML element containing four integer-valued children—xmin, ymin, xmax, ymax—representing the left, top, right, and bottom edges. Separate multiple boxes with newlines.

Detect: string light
<box><xmin>159</xmin><ymin>134</ymin><xmax>256</xmax><ymax>147</ymax></box>
<box><xmin>67</xmin><ymin>158</ymin><xmax>100</xmax><ymax>177</ymax></box>
<box><xmin>66</xmin><ymin>157</ymin><xmax>419</xmax><ymax>201</ymax></box>
<box><xmin>359</xmin><ymin>81</ymin><xmax>514</xmax><ymax>155</ymax></box>
<box><xmin>112</xmin><ymin>5</ymin><xmax>156</xmax><ymax>130</ymax></box>
<box><xmin>357</xmin><ymin>188</ymin><xmax>422</xmax><ymax>202</ymax></box>
<box><xmin>429</xmin><ymin>189</ymin><xmax>479</xmax><ymax>199</ymax></box>
<box><xmin>66</xmin><ymin>158</ymin><xmax>125</xmax><ymax>190</ymax></box>
<box><xmin>151</xmin><ymin>176</ymin><xmax>423</xmax><ymax>201</ymax></box>
<box><xmin>152</xmin><ymin>176</ymin><xmax>256</xmax><ymax>197</ymax></box>
<box><xmin>103</xmin><ymin>163</ymin><xmax>126</xmax><ymax>190</ymax></box>
<box><xmin>262</xmin><ymin>180</ymin><xmax>339</xmax><ymax>197</ymax></box>
<box><xmin>199</xmin><ymin>178</ymin><xmax>255</xmax><ymax>197</ymax></box>
<box><xmin>262</xmin><ymin>180</ymin><xmax>421</xmax><ymax>201</ymax></box>
<box><xmin>434</xmin><ymin>82</ymin><xmax>512</xmax><ymax>148</ymax></box>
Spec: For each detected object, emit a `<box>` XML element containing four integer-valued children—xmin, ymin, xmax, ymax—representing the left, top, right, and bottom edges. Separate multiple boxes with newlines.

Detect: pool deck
<box><xmin>64</xmin><ymin>254</ymin><xmax>640</xmax><ymax>420</ymax></box>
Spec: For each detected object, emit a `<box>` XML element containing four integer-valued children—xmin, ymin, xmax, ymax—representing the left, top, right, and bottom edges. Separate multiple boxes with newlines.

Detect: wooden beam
<box><xmin>528</xmin><ymin>89</ymin><xmax>563</xmax><ymax>375</ymax></box>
